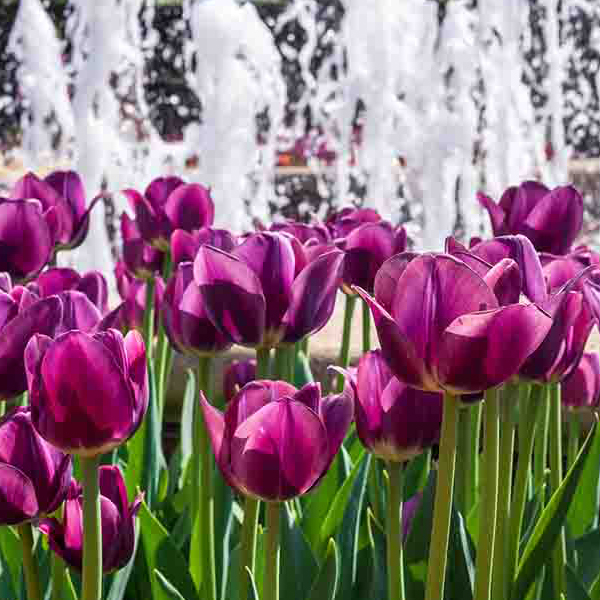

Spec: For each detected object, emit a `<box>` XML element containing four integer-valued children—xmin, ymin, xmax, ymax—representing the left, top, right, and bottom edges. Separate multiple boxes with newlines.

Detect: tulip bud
<box><xmin>561</xmin><ymin>353</ymin><xmax>600</xmax><ymax>411</ymax></box>
<box><xmin>223</xmin><ymin>359</ymin><xmax>256</xmax><ymax>402</ymax></box>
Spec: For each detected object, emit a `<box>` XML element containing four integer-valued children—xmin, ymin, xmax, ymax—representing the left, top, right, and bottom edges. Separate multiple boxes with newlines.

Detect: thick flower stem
<box><xmin>142</xmin><ymin>278</ymin><xmax>156</xmax><ymax>364</ymax></box>
<box><xmin>191</xmin><ymin>356</ymin><xmax>216</xmax><ymax>600</ymax></box>
<box><xmin>386</xmin><ymin>461</ymin><xmax>405</xmax><ymax>600</ymax></box>
<box><xmin>52</xmin><ymin>505</ymin><xmax>67</xmax><ymax>600</ymax></box>
<box><xmin>506</xmin><ymin>384</ymin><xmax>544</xmax><ymax>596</ymax></box>
<box><xmin>17</xmin><ymin>523</ymin><xmax>42</xmax><ymax>600</ymax></box>
<box><xmin>424</xmin><ymin>392</ymin><xmax>459</xmax><ymax>600</ymax></box>
<box><xmin>549</xmin><ymin>382</ymin><xmax>566</xmax><ymax>598</ymax></box>
<box><xmin>567</xmin><ymin>411</ymin><xmax>580</xmax><ymax>468</ymax></box>
<box><xmin>156</xmin><ymin>252</ymin><xmax>173</xmax><ymax>418</ymax></box>
<box><xmin>81</xmin><ymin>455</ymin><xmax>102</xmax><ymax>600</ymax></box>
<box><xmin>362</xmin><ymin>300</ymin><xmax>371</xmax><ymax>353</ymax></box>
<box><xmin>455</xmin><ymin>404</ymin><xmax>481</xmax><ymax>516</ymax></box>
<box><xmin>263</xmin><ymin>502</ymin><xmax>281</xmax><ymax>600</ymax></box>
<box><xmin>474</xmin><ymin>388</ymin><xmax>500</xmax><ymax>600</ymax></box>
<box><xmin>534</xmin><ymin>396</ymin><xmax>550</xmax><ymax>498</ymax></box>
<box><xmin>336</xmin><ymin>294</ymin><xmax>357</xmax><ymax>392</ymax></box>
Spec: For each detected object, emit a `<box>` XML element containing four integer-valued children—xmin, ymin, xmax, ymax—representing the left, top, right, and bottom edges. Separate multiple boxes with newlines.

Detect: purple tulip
<box><xmin>539</xmin><ymin>251</ymin><xmax>594</xmax><ymax>293</ymax></box>
<box><xmin>358</xmin><ymin>253</ymin><xmax>552</xmax><ymax>394</ymax></box>
<box><xmin>353</xmin><ymin>351</ymin><xmax>442</xmax><ymax>462</ymax></box>
<box><xmin>25</xmin><ymin>329</ymin><xmax>148</xmax><ymax>457</ymax></box>
<box><xmin>194</xmin><ymin>232</ymin><xmax>344</xmax><ymax>348</ymax></box>
<box><xmin>0</xmin><ymin>407</ymin><xmax>72</xmax><ymax>525</ymax></box>
<box><xmin>40</xmin><ymin>465</ymin><xmax>141</xmax><ymax>573</ymax></box>
<box><xmin>123</xmin><ymin>177</ymin><xmax>215</xmax><ymax>250</ymax></box>
<box><xmin>0</xmin><ymin>199</ymin><xmax>53</xmax><ymax>281</ymax></box>
<box><xmin>121</xmin><ymin>213</ymin><xmax>164</xmax><ymax>279</ymax></box>
<box><xmin>162</xmin><ymin>262</ymin><xmax>232</xmax><ymax>356</ymax></box>
<box><xmin>269</xmin><ymin>220</ymin><xmax>331</xmax><ymax>245</ymax></box>
<box><xmin>326</xmin><ymin>207</ymin><xmax>382</xmax><ymax>239</ymax></box>
<box><xmin>477</xmin><ymin>182</ymin><xmax>583</xmax><ymax>254</ymax></box>
<box><xmin>561</xmin><ymin>353</ymin><xmax>600</xmax><ymax>411</ymax></box>
<box><xmin>171</xmin><ymin>227</ymin><xmax>236</xmax><ymax>266</ymax></box>
<box><xmin>36</xmin><ymin>268</ymin><xmax>108</xmax><ymax>314</ymax></box>
<box><xmin>223</xmin><ymin>359</ymin><xmax>257</xmax><ymax>403</ymax></box>
<box><xmin>201</xmin><ymin>380</ymin><xmax>353</xmax><ymax>501</ymax></box>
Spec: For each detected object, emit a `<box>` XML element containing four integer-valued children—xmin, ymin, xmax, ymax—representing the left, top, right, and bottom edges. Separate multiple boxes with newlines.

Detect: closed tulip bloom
<box><xmin>194</xmin><ymin>232</ymin><xmax>344</xmax><ymax>348</ymax></box>
<box><xmin>201</xmin><ymin>380</ymin><xmax>353</xmax><ymax>501</ymax></box>
<box><xmin>170</xmin><ymin>227</ymin><xmax>236</xmax><ymax>266</ymax></box>
<box><xmin>478</xmin><ymin>182</ymin><xmax>583</xmax><ymax>254</ymax></box>
<box><xmin>223</xmin><ymin>359</ymin><xmax>257</xmax><ymax>402</ymax></box>
<box><xmin>25</xmin><ymin>329</ymin><xmax>148</xmax><ymax>457</ymax></box>
<box><xmin>162</xmin><ymin>262</ymin><xmax>232</xmax><ymax>356</ymax></box>
<box><xmin>354</xmin><ymin>351</ymin><xmax>442</xmax><ymax>462</ymax></box>
<box><xmin>561</xmin><ymin>353</ymin><xmax>600</xmax><ymax>411</ymax></box>
<box><xmin>326</xmin><ymin>207</ymin><xmax>382</xmax><ymax>239</ymax></box>
<box><xmin>123</xmin><ymin>177</ymin><xmax>215</xmax><ymax>250</ymax></box>
<box><xmin>358</xmin><ymin>253</ymin><xmax>552</xmax><ymax>394</ymax></box>
<box><xmin>40</xmin><ymin>465</ymin><xmax>141</xmax><ymax>573</ymax></box>
<box><xmin>0</xmin><ymin>407</ymin><xmax>72</xmax><ymax>525</ymax></box>
<box><xmin>36</xmin><ymin>268</ymin><xmax>108</xmax><ymax>314</ymax></box>
<box><xmin>121</xmin><ymin>213</ymin><xmax>164</xmax><ymax>279</ymax></box>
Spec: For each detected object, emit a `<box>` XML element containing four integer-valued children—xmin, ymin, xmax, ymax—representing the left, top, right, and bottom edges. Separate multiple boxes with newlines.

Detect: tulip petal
<box><xmin>44</xmin><ymin>170</ymin><xmax>86</xmax><ymax>221</ymax></box>
<box><xmin>483</xmin><ymin>258</ymin><xmax>522</xmax><ymax>305</ymax></box>
<box><xmin>99</xmin><ymin>466</ymin><xmax>129</xmax><ymax>515</ymax></box>
<box><xmin>164</xmin><ymin>183</ymin><xmax>215</xmax><ymax>231</ymax></box>
<box><xmin>373</xmin><ymin>252</ymin><xmax>419</xmax><ymax>312</ymax></box>
<box><xmin>144</xmin><ymin>176</ymin><xmax>184</xmax><ymax>207</ymax></box>
<box><xmin>0</xmin><ymin>464</ymin><xmax>38</xmax><ymax>524</ymax></box>
<box><xmin>36</xmin><ymin>268</ymin><xmax>81</xmax><ymax>297</ymax></box>
<box><xmin>320</xmin><ymin>386</ymin><xmax>354</xmax><ymax>468</ymax></box>
<box><xmin>57</xmin><ymin>291</ymin><xmax>101</xmax><ymax>333</ymax></box>
<box><xmin>477</xmin><ymin>191</ymin><xmax>507</xmax><ymax>236</ymax></box>
<box><xmin>77</xmin><ymin>272</ymin><xmax>108</xmax><ymax>313</ymax></box>
<box><xmin>293</xmin><ymin>382</ymin><xmax>321</xmax><ymax>414</ymax></box>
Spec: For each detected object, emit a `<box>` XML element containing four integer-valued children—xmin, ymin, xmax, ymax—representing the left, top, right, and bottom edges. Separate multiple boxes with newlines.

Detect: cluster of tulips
<box><xmin>0</xmin><ymin>170</ymin><xmax>599</xmax><ymax>600</ymax></box>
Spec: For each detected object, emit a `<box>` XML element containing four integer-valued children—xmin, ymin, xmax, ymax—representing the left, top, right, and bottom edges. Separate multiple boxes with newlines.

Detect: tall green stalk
<box><xmin>17</xmin><ymin>523</ymin><xmax>42</xmax><ymax>600</ymax></box>
<box><xmin>362</xmin><ymin>300</ymin><xmax>371</xmax><ymax>353</ymax></box>
<box><xmin>142</xmin><ymin>279</ymin><xmax>156</xmax><ymax>363</ymax></box>
<box><xmin>155</xmin><ymin>253</ymin><xmax>173</xmax><ymax>417</ymax></box>
<box><xmin>336</xmin><ymin>295</ymin><xmax>357</xmax><ymax>392</ymax></box>
<box><xmin>549</xmin><ymin>382</ymin><xmax>566</xmax><ymax>598</ymax></box>
<box><xmin>263</xmin><ymin>502</ymin><xmax>281</xmax><ymax>600</ymax></box>
<box><xmin>386</xmin><ymin>461</ymin><xmax>406</xmax><ymax>600</ymax></box>
<box><xmin>51</xmin><ymin>505</ymin><xmax>67</xmax><ymax>600</ymax></box>
<box><xmin>424</xmin><ymin>392</ymin><xmax>460</xmax><ymax>600</ymax></box>
<box><xmin>474</xmin><ymin>388</ymin><xmax>500</xmax><ymax>600</ymax></box>
<box><xmin>506</xmin><ymin>384</ymin><xmax>544</xmax><ymax>596</ymax></box>
<box><xmin>455</xmin><ymin>403</ymin><xmax>481</xmax><ymax>516</ymax></box>
<box><xmin>567</xmin><ymin>411</ymin><xmax>581</xmax><ymax>468</ymax></box>
<box><xmin>534</xmin><ymin>396</ymin><xmax>551</xmax><ymax>498</ymax></box>
<box><xmin>81</xmin><ymin>456</ymin><xmax>102</xmax><ymax>600</ymax></box>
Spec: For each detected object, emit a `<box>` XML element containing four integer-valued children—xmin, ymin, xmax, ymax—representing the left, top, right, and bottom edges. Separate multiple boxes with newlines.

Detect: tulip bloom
<box><xmin>194</xmin><ymin>232</ymin><xmax>344</xmax><ymax>348</ymax></box>
<box><xmin>478</xmin><ymin>182</ymin><xmax>583</xmax><ymax>254</ymax></box>
<box><xmin>0</xmin><ymin>407</ymin><xmax>72</xmax><ymax>525</ymax></box>
<box><xmin>162</xmin><ymin>262</ymin><xmax>232</xmax><ymax>356</ymax></box>
<box><xmin>123</xmin><ymin>177</ymin><xmax>215</xmax><ymax>250</ymax></box>
<box><xmin>326</xmin><ymin>207</ymin><xmax>382</xmax><ymax>239</ymax></box>
<box><xmin>358</xmin><ymin>253</ymin><xmax>552</xmax><ymax>394</ymax></box>
<box><xmin>40</xmin><ymin>466</ymin><xmax>141</xmax><ymax>572</ymax></box>
<box><xmin>26</xmin><ymin>329</ymin><xmax>148</xmax><ymax>457</ymax></box>
<box><xmin>269</xmin><ymin>220</ymin><xmax>331</xmax><ymax>245</ymax></box>
<box><xmin>171</xmin><ymin>227</ymin><xmax>236</xmax><ymax>266</ymax></box>
<box><xmin>121</xmin><ymin>213</ymin><xmax>164</xmax><ymax>279</ymax></box>
<box><xmin>354</xmin><ymin>351</ymin><xmax>442</xmax><ymax>462</ymax></box>
<box><xmin>561</xmin><ymin>353</ymin><xmax>600</xmax><ymax>411</ymax></box>
<box><xmin>223</xmin><ymin>359</ymin><xmax>257</xmax><ymax>402</ymax></box>
<box><xmin>201</xmin><ymin>380</ymin><xmax>353</xmax><ymax>501</ymax></box>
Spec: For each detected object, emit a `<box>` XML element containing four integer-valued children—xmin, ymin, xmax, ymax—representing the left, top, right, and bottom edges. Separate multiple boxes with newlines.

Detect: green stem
<box><xmin>300</xmin><ymin>336</ymin><xmax>309</xmax><ymax>357</ymax></box>
<box><xmin>156</xmin><ymin>252</ymin><xmax>173</xmax><ymax>418</ymax></box>
<box><xmin>567</xmin><ymin>411</ymin><xmax>580</xmax><ymax>469</ymax></box>
<box><xmin>474</xmin><ymin>388</ymin><xmax>500</xmax><ymax>600</ymax></box>
<box><xmin>534</xmin><ymin>396</ymin><xmax>551</xmax><ymax>499</ymax></box>
<box><xmin>51</xmin><ymin>506</ymin><xmax>67</xmax><ymax>600</ymax></box>
<box><xmin>142</xmin><ymin>278</ymin><xmax>156</xmax><ymax>364</ymax></box>
<box><xmin>549</xmin><ymin>382</ymin><xmax>566</xmax><ymax>598</ymax></box>
<box><xmin>81</xmin><ymin>456</ymin><xmax>102</xmax><ymax>600</ymax></box>
<box><xmin>455</xmin><ymin>403</ymin><xmax>482</xmax><ymax>516</ymax></box>
<box><xmin>386</xmin><ymin>461</ymin><xmax>406</xmax><ymax>600</ymax></box>
<box><xmin>506</xmin><ymin>384</ymin><xmax>544</xmax><ymax>596</ymax></box>
<box><xmin>492</xmin><ymin>385</ymin><xmax>518</xmax><ymax>600</ymax></box>
<box><xmin>362</xmin><ymin>300</ymin><xmax>371</xmax><ymax>354</ymax></box>
<box><xmin>256</xmin><ymin>347</ymin><xmax>271</xmax><ymax>379</ymax></box>
<box><xmin>263</xmin><ymin>502</ymin><xmax>281</xmax><ymax>600</ymax></box>
<box><xmin>424</xmin><ymin>392</ymin><xmax>459</xmax><ymax>600</ymax></box>
<box><xmin>191</xmin><ymin>356</ymin><xmax>216</xmax><ymax>600</ymax></box>
<box><xmin>17</xmin><ymin>523</ymin><xmax>42</xmax><ymax>600</ymax></box>
<box><xmin>336</xmin><ymin>294</ymin><xmax>357</xmax><ymax>392</ymax></box>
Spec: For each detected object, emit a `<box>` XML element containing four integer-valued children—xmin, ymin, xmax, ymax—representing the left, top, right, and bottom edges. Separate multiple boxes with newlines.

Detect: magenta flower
<box><xmin>201</xmin><ymin>380</ymin><xmax>353</xmax><ymax>501</ymax></box>
<box><xmin>358</xmin><ymin>253</ymin><xmax>552</xmax><ymax>394</ymax></box>
<box><xmin>326</xmin><ymin>207</ymin><xmax>382</xmax><ymax>239</ymax></box>
<box><xmin>171</xmin><ymin>227</ymin><xmax>236</xmax><ymax>266</ymax></box>
<box><xmin>223</xmin><ymin>359</ymin><xmax>256</xmax><ymax>403</ymax></box>
<box><xmin>561</xmin><ymin>353</ymin><xmax>600</xmax><ymax>411</ymax></box>
<box><xmin>123</xmin><ymin>177</ymin><xmax>214</xmax><ymax>250</ymax></box>
<box><xmin>269</xmin><ymin>220</ymin><xmax>331</xmax><ymax>245</ymax></box>
<box><xmin>353</xmin><ymin>351</ymin><xmax>442</xmax><ymax>462</ymax></box>
<box><xmin>120</xmin><ymin>213</ymin><xmax>164</xmax><ymax>279</ymax></box>
<box><xmin>477</xmin><ymin>182</ymin><xmax>583</xmax><ymax>254</ymax></box>
<box><xmin>40</xmin><ymin>465</ymin><xmax>141</xmax><ymax>573</ymax></box>
<box><xmin>194</xmin><ymin>232</ymin><xmax>344</xmax><ymax>348</ymax></box>
<box><xmin>162</xmin><ymin>262</ymin><xmax>232</xmax><ymax>356</ymax></box>
<box><xmin>0</xmin><ymin>407</ymin><xmax>72</xmax><ymax>525</ymax></box>
<box><xmin>25</xmin><ymin>329</ymin><xmax>148</xmax><ymax>457</ymax></box>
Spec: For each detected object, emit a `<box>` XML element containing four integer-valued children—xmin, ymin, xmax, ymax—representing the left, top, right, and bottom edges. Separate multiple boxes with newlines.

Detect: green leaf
<box><xmin>403</xmin><ymin>451</ymin><xmax>431</xmax><ymax>501</ymax></box>
<box><xmin>566</xmin><ymin>564</ymin><xmax>592</xmax><ymax>600</ymax></box>
<box><xmin>293</xmin><ymin>349</ymin><xmax>314</xmax><ymax>387</ymax></box>
<box><xmin>105</xmin><ymin>525</ymin><xmax>139</xmax><ymax>600</ymax></box>
<box><xmin>445</xmin><ymin>509</ymin><xmax>475</xmax><ymax>600</ymax></box>
<box><xmin>574</xmin><ymin>528</ymin><xmax>600</xmax><ymax>589</ymax></box>
<box><xmin>247</xmin><ymin>567</ymin><xmax>261</xmax><ymax>600</ymax></box>
<box><xmin>0</xmin><ymin>525</ymin><xmax>21</xmax><ymax>593</ymax></box>
<box><xmin>567</xmin><ymin>419</ymin><xmax>600</xmax><ymax>538</ymax></box>
<box><xmin>405</xmin><ymin>473</ymin><xmax>435</xmax><ymax>564</ymax></box>
<box><xmin>307</xmin><ymin>538</ymin><xmax>340</xmax><ymax>600</ymax></box>
<box><xmin>178</xmin><ymin>368</ymin><xmax>196</xmax><ymax>488</ymax></box>
<box><xmin>366</xmin><ymin>510</ymin><xmax>387</xmax><ymax>600</ymax></box>
<box><xmin>512</xmin><ymin>423</ymin><xmax>597</xmax><ymax>600</ymax></box>
<box><xmin>138</xmin><ymin>500</ymin><xmax>199</xmax><ymax>600</ymax></box>
<box><xmin>154</xmin><ymin>570</ymin><xmax>186</xmax><ymax>600</ymax></box>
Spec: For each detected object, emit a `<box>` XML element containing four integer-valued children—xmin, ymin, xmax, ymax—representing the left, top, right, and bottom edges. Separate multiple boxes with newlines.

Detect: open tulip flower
<box><xmin>353</xmin><ymin>350</ymin><xmax>442</xmax><ymax>462</ymax></box>
<box><xmin>357</xmin><ymin>252</ymin><xmax>552</xmax><ymax>394</ymax></box>
<box><xmin>0</xmin><ymin>407</ymin><xmax>72</xmax><ymax>525</ymax></box>
<box><xmin>194</xmin><ymin>232</ymin><xmax>344</xmax><ymax>348</ymax></box>
<box><xmin>123</xmin><ymin>177</ymin><xmax>215</xmax><ymax>250</ymax></box>
<box><xmin>170</xmin><ymin>226</ymin><xmax>236</xmax><ymax>266</ymax></box>
<box><xmin>40</xmin><ymin>465</ymin><xmax>142</xmax><ymax>573</ymax></box>
<box><xmin>561</xmin><ymin>352</ymin><xmax>600</xmax><ymax>411</ymax></box>
<box><xmin>25</xmin><ymin>329</ymin><xmax>148</xmax><ymax>457</ymax></box>
<box><xmin>121</xmin><ymin>213</ymin><xmax>164</xmax><ymax>279</ymax></box>
<box><xmin>200</xmin><ymin>380</ymin><xmax>353</xmax><ymax>501</ymax></box>
<box><xmin>478</xmin><ymin>181</ymin><xmax>583</xmax><ymax>255</ymax></box>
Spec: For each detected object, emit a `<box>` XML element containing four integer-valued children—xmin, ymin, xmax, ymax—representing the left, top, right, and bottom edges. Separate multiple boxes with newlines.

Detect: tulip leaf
<box><xmin>105</xmin><ymin>525</ymin><xmax>139</xmax><ymax>600</ymax></box>
<box><xmin>366</xmin><ymin>510</ymin><xmax>387</xmax><ymax>600</ymax></box>
<box><xmin>566</xmin><ymin>565</ymin><xmax>592</xmax><ymax>600</ymax></box>
<box><xmin>0</xmin><ymin>525</ymin><xmax>21</xmax><ymax>594</ymax></box>
<box><xmin>293</xmin><ymin>349</ymin><xmax>314</xmax><ymax>387</ymax></box>
<box><xmin>574</xmin><ymin>528</ymin><xmax>600</xmax><ymax>589</ymax></box>
<box><xmin>154</xmin><ymin>569</ymin><xmax>186</xmax><ymax>600</ymax></box>
<box><xmin>247</xmin><ymin>566</ymin><xmax>261</xmax><ymax>600</ymax></box>
<box><xmin>214</xmin><ymin>469</ymin><xmax>235</xmax><ymax>600</ymax></box>
<box><xmin>179</xmin><ymin>368</ymin><xmax>196</xmax><ymax>487</ymax></box>
<box><xmin>512</xmin><ymin>422</ymin><xmax>597</xmax><ymax>600</ymax></box>
<box><xmin>403</xmin><ymin>450</ymin><xmax>431</xmax><ymax>501</ymax></box>
<box><xmin>138</xmin><ymin>500</ymin><xmax>199</xmax><ymax>600</ymax></box>
<box><xmin>567</xmin><ymin>418</ymin><xmax>600</xmax><ymax>538</ymax></box>
<box><xmin>307</xmin><ymin>538</ymin><xmax>340</xmax><ymax>600</ymax></box>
